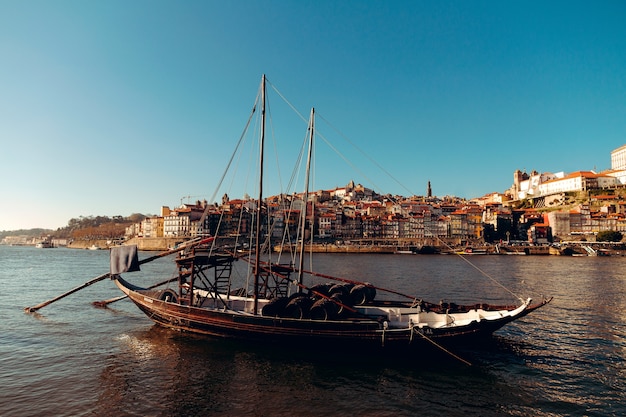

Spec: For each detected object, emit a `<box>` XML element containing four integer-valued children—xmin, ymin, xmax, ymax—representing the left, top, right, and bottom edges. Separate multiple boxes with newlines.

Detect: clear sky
<box><xmin>1</xmin><ymin>0</ymin><xmax>625</xmax><ymax>231</ymax></box>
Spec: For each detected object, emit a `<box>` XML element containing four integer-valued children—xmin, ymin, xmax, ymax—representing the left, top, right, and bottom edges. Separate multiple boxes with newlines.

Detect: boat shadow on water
<box><xmin>95</xmin><ymin>325</ymin><xmax>539</xmax><ymax>417</ymax></box>
<box><xmin>123</xmin><ymin>323</ymin><xmax>530</xmax><ymax>370</ymax></box>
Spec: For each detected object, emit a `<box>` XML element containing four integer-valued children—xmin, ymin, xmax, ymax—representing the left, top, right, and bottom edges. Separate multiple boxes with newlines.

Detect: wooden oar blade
<box><xmin>92</xmin><ymin>295</ymin><xmax>127</xmax><ymax>308</ymax></box>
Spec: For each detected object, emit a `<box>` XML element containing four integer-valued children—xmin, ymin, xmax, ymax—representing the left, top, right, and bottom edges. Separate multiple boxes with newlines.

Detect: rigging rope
<box><xmin>202</xmin><ymin>76</ymin><xmax>523</xmax><ymax>305</ymax></box>
<box><xmin>412</xmin><ymin>327</ymin><xmax>472</xmax><ymax>366</ymax></box>
<box><xmin>199</xmin><ymin>99</ymin><xmax>259</xmax><ymax>228</ymax></box>
<box><xmin>317</xmin><ymin>112</ymin><xmax>416</xmax><ymax>197</ymax></box>
<box><xmin>434</xmin><ymin>237</ymin><xmax>523</xmax><ymax>302</ymax></box>
<box><xmin>318</xmin><ymin>109</ymin><xmax>522</xmax><ymax>303</ymax></box>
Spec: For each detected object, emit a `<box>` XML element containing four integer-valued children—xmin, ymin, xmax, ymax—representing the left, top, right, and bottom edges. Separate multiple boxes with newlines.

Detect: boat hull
<box><xmin>115</xmin><ymin>277</ymin><xmax>550</xmax><ymax>352</ymax></box>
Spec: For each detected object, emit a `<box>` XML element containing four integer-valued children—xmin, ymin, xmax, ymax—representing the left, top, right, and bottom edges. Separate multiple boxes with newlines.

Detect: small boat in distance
<box><xmin>395</xmin><ymin>249</ymin><xmax>415</xmax><ymax>255</ymax></box>
<box><xmin>457</xmin><ymin>247</ymin><xmax>489</xmax><ymax>255</ymax></box>
<box><xmin>111</xmin><ymin>75</ymin><xmax>552</xmax><ymax>358</ymax></box>
<box><xmin>35</xmin><ymin>240</ymin><xmax>54</xmax><ymax>248</ymax></box>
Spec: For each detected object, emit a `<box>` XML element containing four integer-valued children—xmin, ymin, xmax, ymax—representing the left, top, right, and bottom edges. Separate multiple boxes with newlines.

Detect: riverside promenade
<box><xmin>65</xmin><ymin>237</ymin><xmax>625</xmax><ymax>256</ymax></box>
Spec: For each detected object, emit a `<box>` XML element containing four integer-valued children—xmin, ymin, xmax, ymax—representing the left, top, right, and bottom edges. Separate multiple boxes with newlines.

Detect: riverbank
<box><xmin>66</xmin><ymin>237</ymin><xmax>188</xmax><ymax>251</ymax></box>
<box><xmin>274</xmin><ymin>242</ymin><xmax>626</xmax><ymax>256</ymax></box>
<box><xmin>44</xmin><ymin>238</ymin><xmax>625</xmax><ymax>256</ymax></box>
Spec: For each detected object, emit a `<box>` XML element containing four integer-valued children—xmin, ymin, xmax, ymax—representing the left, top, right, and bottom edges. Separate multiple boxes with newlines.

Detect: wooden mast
<box><xmin>298</xmin><ymin>107</ymin><xmax>314</xmax><ymax>287</ymax></box>
<box><xmin>253</xmin><ymin>75</ymin><xmax>266</xmax><ymax>315</ymax></box>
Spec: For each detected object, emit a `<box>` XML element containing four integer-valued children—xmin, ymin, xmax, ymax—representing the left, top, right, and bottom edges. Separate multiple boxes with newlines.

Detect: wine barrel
<box><xmin>349</xmin><ymin>284</ymin><xmax>369</xmax><ymax>305</ymax></box>
<box><xmin>308</xmin><ymin>283</ymin><xmax>333</xmax><ymax>299</ymax></box>
<box><xmin>363</xmin><ymin>282</ymin><xmax>377</xmax><ymax>302</ymax></box>
<box><xmin>261</xmin><ymin>296</ymin><xmax>289</xmax><ymax>317</ymax></box>
<box><xmin>329</xmin><ymin>283</ymin><xmax>353</xmax><ymax>297</ymax></box>
<box><xmin>283</xmin><ymin>295</ymin><xmax>313</xmax><ymax>319</ymax></box>
<box><xmin>309</xmin><ymin>298</ymin><xmax>339</xmax><ymax>320</ymax></box>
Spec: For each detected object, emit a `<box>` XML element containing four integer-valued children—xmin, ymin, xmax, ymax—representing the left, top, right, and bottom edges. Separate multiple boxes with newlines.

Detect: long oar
<box><xmin>24</xmin><ymin>237</ymin><xmax>212</xmax><ymax>313</ymax></box>
<box><xmin>92</xmin><ymin>276</ymin><xmax>179</xmax><ymax>308</ymax></box>
<box><xmin>24</xmin><ymin>272</ymin><xmax>112</xmax><ymax>313</ymax></box>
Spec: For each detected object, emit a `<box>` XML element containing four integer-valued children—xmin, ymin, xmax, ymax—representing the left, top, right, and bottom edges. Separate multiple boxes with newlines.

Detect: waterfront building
<box><xmin>617</xmin><ymin>216</ymin><xmax>626</xmax><ymax>233</ymax></box>
<box><xmin>610</xmin><ymin>144</ymin><xmax>626</xmax><ymax>170</ymax></box>
<box><xmin>140</xmin><ymin>216</ymin><xmax>163</xmax><ymax>238</ymax></box>
<box><xmin>450</xmin><ymin>209</ymin><xmax>468</xmax><ymax>239</ymax></box>
<box><xmin>405</xmin><ymin>214</ymin><xmax>424</xmax><ymax>239</ymax></box>
<box><xmin>163</xmin><ymin>209</ymin><xmax>192</xmax><ymax>237</ymax></box>
<box><xmin>512</xmin><ymin>170</ymin><xmax>562</xmax><ymax>200</ymax></box>
<box><xmin>539</xmin><ymin>171</ymin><xmax>617</xmax><ymax>195</ymax></box>
<box><xmin>604</xmin><ymin>168</ymin><xmax>626</xmax><ymax>185</ymax></box>
<box><xmin>382</xmin><ymin>215</ymin><xmax>400</xmax><ymax>239</ymax></box>
<box><xmin>547</xmin><ymin>211</ymin><xmax>571</xmax><ymax>237</ymax></box>
<box><xmin>361</xmin><ymin>215</ymin><xmax>382</xmax><ymax>238</ymax></box>
<box><xmin>528</xmin><ymin>222</ymin><xmax>551</xmax><ymax>244</ymax></box>
<box><xmin>471</xmin><ymin>192</ymin><xmax>510</xmax><ymax>206</ymax></box>
<box><xmin>568</xmin><ymin>204</ymin><xmax>592</xmax><ymax>234</ymax></box>
<box><xmin>125</xmin><ymin>222</ymin><xmax>142</xmax><ymax>239</ymax></box>
<box><xmin>163</xmin><ymin>202</ymin><xmax>211</xmax><ymax>237</ymax></box>
<box><xmin>317</xmin><ymin>212</ymin><xmax>335</xmax><ymax>238</ymax></box>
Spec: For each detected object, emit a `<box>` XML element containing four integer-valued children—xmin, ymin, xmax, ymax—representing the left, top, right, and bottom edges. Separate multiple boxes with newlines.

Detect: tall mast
<box><xmin>253</xmin><ymin>75</ymin><xmax>266</xmax><ymax>315</ymax></box>
<box><xmin>298</xmin><ymin>107</ymin><xmax>314</xmax><ymax>287</ymax></box>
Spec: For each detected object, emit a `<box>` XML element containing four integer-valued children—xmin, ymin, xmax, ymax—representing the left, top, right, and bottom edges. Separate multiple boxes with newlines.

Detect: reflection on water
<box><xmin>97</xmin><ymin>326</ymin><xmax>498</xmax><ymax>417</ymax></box>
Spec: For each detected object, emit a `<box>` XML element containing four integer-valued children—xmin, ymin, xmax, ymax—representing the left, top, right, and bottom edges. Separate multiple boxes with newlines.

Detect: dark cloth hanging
<box><xmin>110</xmin><ymin>245</ymin><xmax>140</xmax><ymax>275</ymax></box>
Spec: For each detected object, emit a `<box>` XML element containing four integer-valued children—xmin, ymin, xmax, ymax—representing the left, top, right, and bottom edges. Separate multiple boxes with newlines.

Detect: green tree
<box><xmin>596</xmin><ymin>230</ymin><xmax>623</xmax><ymax>242</ymax></box>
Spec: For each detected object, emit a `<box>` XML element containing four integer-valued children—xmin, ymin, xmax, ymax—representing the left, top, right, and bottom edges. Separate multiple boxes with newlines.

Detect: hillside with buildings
<box><xmin>5</xmin><ymin>145</ymin><xmax>626</xmax><ymax>250</ymax></box>
<box><xmin>119</xmin><ymin>145</ymin><xmax>626</xmax><ymax>250</ymax></box>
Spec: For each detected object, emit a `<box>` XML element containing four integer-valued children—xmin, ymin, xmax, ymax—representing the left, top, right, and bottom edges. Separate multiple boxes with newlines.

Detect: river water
<box><xmin>1</xmin><ymin>246</ymin><xmax>624</xmax><ymax>416</ymax></box>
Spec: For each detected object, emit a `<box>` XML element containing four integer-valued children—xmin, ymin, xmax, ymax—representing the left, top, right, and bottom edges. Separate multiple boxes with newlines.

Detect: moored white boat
<box><xmin>35</xmin><ymin>240</ymin><xmax>54</xmax><ymax>248</ymax></box>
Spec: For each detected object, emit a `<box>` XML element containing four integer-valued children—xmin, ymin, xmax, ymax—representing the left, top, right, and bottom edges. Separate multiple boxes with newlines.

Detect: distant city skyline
<box><xmin>2</xmin><ymin>1</ymin><xmax>625</xmax><ymax>231</ymax></box>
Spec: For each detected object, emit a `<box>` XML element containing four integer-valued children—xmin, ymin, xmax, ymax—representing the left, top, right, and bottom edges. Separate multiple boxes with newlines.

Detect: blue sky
<box><xmin>1</xmin><ymin>0</ymin><xmax>625</xmax><ymax>231</ymax></box>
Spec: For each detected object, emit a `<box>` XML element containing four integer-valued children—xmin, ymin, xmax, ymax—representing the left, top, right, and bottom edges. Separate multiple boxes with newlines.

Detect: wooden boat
<box><xmin>457</xmin><ymin>247</ymin><xmax>489</xmax><ymax>255</ymax></box>
<box><xmin>111</xmin><ymin>75</ymin><xmax>552</xmax><ymax>356</ymax></box>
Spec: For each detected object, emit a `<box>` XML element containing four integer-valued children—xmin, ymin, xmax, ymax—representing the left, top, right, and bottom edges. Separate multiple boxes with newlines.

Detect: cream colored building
<box><xmin>512</xmin><ymin>170</ymin><xmax>563</xmax><ymax>200</ymax></box>
<box><xmin>539</xmin><ymin>171</ymin><xmax>617</xmax><ymax>195</ymax></box>
<box><xmin>610</xmin><ymin>144</ymin><xmax>626</xmax><ymax>170</ymax></box>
